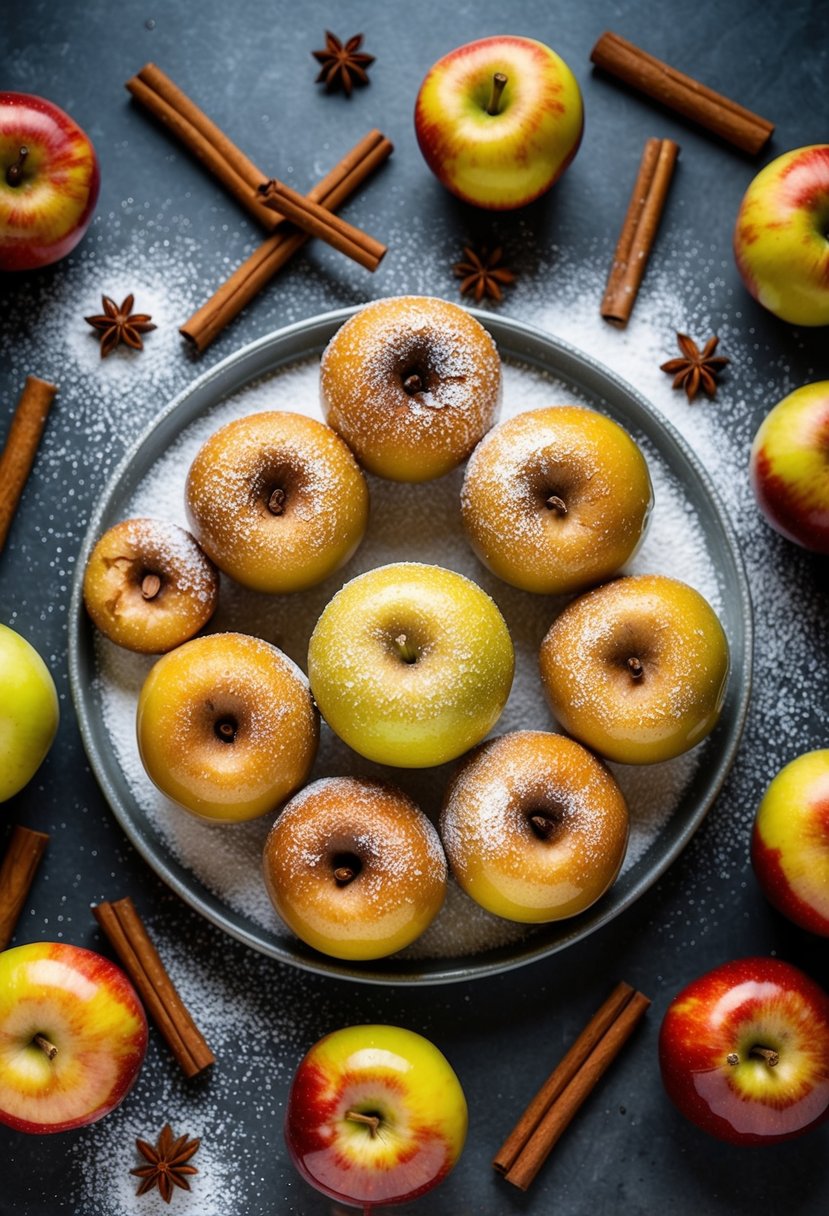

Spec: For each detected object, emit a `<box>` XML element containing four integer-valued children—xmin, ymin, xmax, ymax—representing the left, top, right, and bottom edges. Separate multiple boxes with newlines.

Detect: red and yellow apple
<box><xmin>307</xmin><ymin>562</ymin><xmax>514</xmax><ymax>768</ymax></box>
<box><xmin>0</xmin><ymin>941</ymin><xmax>147</xmax><ymax>1133</ymax></box>
<box><xmin>0</xmin><ymin>623</ymin><xmax>59</xmax><ymax>802</ymax></box>
<box><xmin>733</xmin><ymin>144</ymin><xmax>829</xmax><ymax>326</ymax></box>
<box><xmin>0</xmin><ymin>92</ymin><xmax>99</xmax><ymax>271</ymax></box>
<box><xmin>285</xmin><ymin>1023</ymin><xmax>467</xmax><ymax>1208</ymax></box>
<box><xmin>751</xmin><ymin>749</ymin><xmax>829</xmax><ymax>936</ymax></box>
<box><xmin>659</xmin><ymin>957</ymin><xmax>829</xmax><ymax>1144</ymax></box>
<box><xmin>749</xmin><ymin>381</ymin><xmax>829</xmax><ymax>553</ymax></box>
<box><xmin>414</xmin><ymin>36</ymin><xmax>583</xmax><ymax>210</ymax></box>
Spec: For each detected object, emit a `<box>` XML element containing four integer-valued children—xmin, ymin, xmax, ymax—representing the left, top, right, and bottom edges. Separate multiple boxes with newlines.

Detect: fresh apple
<box><xmin>751</xmin><ymin>749</ymin><xmax>829</xmax><ymax>936</ymax></box>
<box><xmin>659</xmin><ymin>957</ymin><xmax>829</xmax><ymax>1144</ymax></box>
<box><xmin>0</xmin><ymin>623</ymin><xmax>59</xmax><ymax>802</ymax></box>
<box><xmin>285</xmin><ymin>1023</ymin><xmax>467</xmax><ymax>1209</ymax></box>
<box><xmin>0</xmin><ymin>92</ymin><xmax>100</xmax><ymax>271</ymax></box>
<box><xmin>307</xmin><ymin>562</ymin><xmax>515</xmax><ymax>768</ymax></box>
<box><xmin>733</xmin><ymin>144</ymin><xmax>829</xmax><ymax>326</ymax></box>
<box><xmin>0</xmin><ymin>941</ymin><xmax>147</xmax><ymax>1133</ymax></box>
<box><xmin>414</xmin><ymin>35</ymin><xmax>583</xmax><ymax>210</ymax></box>
<box><xmin>539</xmin><ymin>575</ymin><xmax>729</xmax><ymax>765</ymax></box>
<box><xmin>749</xmin><ymin>381</ymin><xmax>829</xmax><ymax>553</ymax></box>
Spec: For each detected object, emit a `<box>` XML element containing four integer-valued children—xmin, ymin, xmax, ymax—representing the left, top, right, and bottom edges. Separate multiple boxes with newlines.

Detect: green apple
<box><xmin>307</xmin><ymin>562</ymin><xmax>514</xmax><ymax>768</ymax></box>
<box><xmin>414</xmin><ymin>35</ymin><xmax>583</xmax><ymax>210</ymax></box>
<box><xmin>733</xmin><ymin>144</ymin><xmax>829</xmax><ymax>326</ymax></box>
<box><xmin>0</xmin><ymin>624</ymin><xmax>59</xmax><ymax>801</ymax></box>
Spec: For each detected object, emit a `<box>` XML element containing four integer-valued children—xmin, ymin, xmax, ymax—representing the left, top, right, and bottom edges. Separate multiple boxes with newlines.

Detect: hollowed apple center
<box><xmin>388</xmin><ymin>631</ymin><xmax>420</xmax><ymax>665</ymax></box>
<box><xmin>527</xmin><ymin>808</ymin><xmax>563</xmax><ymax>843</ymax></box>
<box><xmin>332</xmin><ymin>851</ymin><xmax>363</xmax><ymax>887</ymax></box>
<box><xmin>251</xmin><ymin>461</ymin><xmax>299</xmax><ymax>519</ymax></box>
<box><xmin>214</xmin><ymin>715</ymin><xmax>238</xmax><ymax>744</ymax></box>
<box><xmin>139</xmin><ymin>571</ymin><xmax>162</xmax><ymax>601</ymax></box>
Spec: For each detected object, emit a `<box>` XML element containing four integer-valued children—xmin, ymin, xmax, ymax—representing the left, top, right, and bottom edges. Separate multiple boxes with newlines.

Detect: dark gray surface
<box><xmin>1</xmin><ymin>2</ymin><xmax>827</xmax><ymax>1214</ymax></box>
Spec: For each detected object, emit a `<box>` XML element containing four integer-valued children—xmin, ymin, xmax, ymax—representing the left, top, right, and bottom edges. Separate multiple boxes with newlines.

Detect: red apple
<box><xmin>0</xmin><ymin>942</ymin><xmax>147</xmax><ymax>1133</ymax></box>
<box><xmin>414</xmin><ymin>35</ymin><xmax>583</xmax><ymax>210</ymax></box>
<box><xmin>0</xmin><ymin>92</ymin><xmax>100</xmax><ymax>271</ymax></box>
<box><xmin>733</xmin><ymin>144</ymin><xmax>829</xmax><ymax>326</ymax></box>
<box><xmin>749</xmin><ymin>380</ymin><xmax>829</xmax><ymax>553</ymax></box>
<box><xmin>285</xmin><ymin>1024</ymin><xmax>468</xmax><ymax>1209</ymax></box>
<box><xmin>751</xmin><ymin>750</ymin><xmax>829</xmax><ymax>936</ymax></box>
<box><xmin>659</xmin><ymin>957</ymin><xmax>829</xmax><ymax>1144</ymax></box>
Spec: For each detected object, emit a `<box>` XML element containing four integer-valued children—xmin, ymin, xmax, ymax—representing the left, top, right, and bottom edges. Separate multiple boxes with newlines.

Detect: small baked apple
<box><xmin>263</xmin><ymin>776</ymin><xmax>447</xmax><ymax>960</ymax></box>
<box><xmin>659</xmin><ymin>957</ymin><xmax>829</xmax><ymax>1144</ymax></box>
<box><xmin>285</xmin><ymin>1023</ymin><xmax>467</xmax><ymax>1208</ymax></box>
<box><xmin>751</xmin><ymin>749</ymin><xmax>829</xmax><ymax>936</ymax></box>
<box><xmin>461</xmin><ymin>406</ymin><xmax>653</xmax><ymax>594</ymax></box>
<box><xmin>307</xmin><ymin>562</ymin><xmax>514</xmax><ymax>768</ymax></box>
<box><xmin>136</xmin><ymin>632</ymin><xmax>318</xmax><ymax>821</ymax></box>
<box><xmin>749</xmin><ymin>381</ymin><xmax>829</xmax><ymax>554</ymax></box>
<box><xmin>414</xmin><ymin>36</ymin><xmax>583</xmax><ymax>210</ymax></box>
<box><xmin>539</xmin><ymin>574</ymin><xmax>729</xmax><ymax>764</ymax></box>
<box><xmin>0</xmin><ymin>942</ymin><xmax>147</xmax><ymax>1133</ymax></box>
<box><xmin>440</xmin><ymin>731</ymin><xmax>629</xmax><ymax>922</ymax></box>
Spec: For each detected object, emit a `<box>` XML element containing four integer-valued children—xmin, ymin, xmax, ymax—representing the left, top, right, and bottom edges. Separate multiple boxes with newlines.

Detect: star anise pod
<box><xmin>660</xmin><ymin>333</ymin><xmax>729</xmax><ymax>402</ymax></box>
<box><xmin>453</xmin><ymin>245</ymin><xmax>516</xmax><ymax>303</ymax></box>
<box><xmin>84</xmin><ymin>294</ymin><xmax>156</xmax><ymax>359</ymax></box>
<box><xmin>131</xmin><ymin>1124</ymin><xmax>200</xmax><ymax>1204</ymax></box>
<box><xmin>312</xmin><ymin>32</ymin><xmax>374</xmax><ymax>97</ymax></box>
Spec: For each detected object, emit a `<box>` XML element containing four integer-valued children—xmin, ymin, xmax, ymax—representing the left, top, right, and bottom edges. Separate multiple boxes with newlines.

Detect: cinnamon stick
<box><xmin>601</xmin><ymin>137</ymin><xmax>679</xmax><ymax>327</ymax></box>
<box><xmin>93</xmin><ymin>896</ymin><xmax>214</xmax><ymax>1078</ymax></box>
<box><xmin>504</xmin><ymin>989</ymin><xmax>651</xmax><ymax>1190</ymax></box>
<box><xmin>493</xmin><ymin>981</ymin><xmax>635</xmax><ymax>1175</ymax></box>
<box><xmin>181</xmin><ymin>131</ymin><xmax>393</xmax><ymax>351</ymax></box>
<box><xmin>590</xmin><ymin>32</ymin><xmax>774</xmax><ymax>155</ymax></box>
<box><xmin>258</xmin><ymin>178</ymin><xmax>386</xmax><ymax>271</ymax></box>
<box><xmin>0</xmin><ymin>826</ymin><xmax>49</xmax><ymax>950</ymax></box>
<box><xmin>0</xmin><ymin>376</ymin><xmax>57</xmax><ymax>554</ymax></box>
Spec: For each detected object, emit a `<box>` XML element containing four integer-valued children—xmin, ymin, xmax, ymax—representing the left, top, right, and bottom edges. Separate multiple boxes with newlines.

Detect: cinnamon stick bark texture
<box><xmin>258</xmin><ymin>179</ymin><xmax>387</xmax><ymax>271</ymax></box>
<box><xmin>93</xmin><ymin>896</ymin><xmax>215</xmax><ymax>1078</ymax></box>
<box><xmin>498</xmin><ymin>986</ymin><xmax>651</xmax><ymax>1191</ymax></box>
<box><xmin>0</xmin><ymin>826</ymin><xmax>50</xmax><ymax>950</ymax></box>
<box><xmin>590</xmin><ymin>32</ymin><xmax>774</xmax><ymax>154</ymax></box>
<box><xmin>0</xmin><ymin>376</ymin><xmax>57</xmax><ymax>554</ymax></box>
<box><xmin>601</xmin><ymin>137</ymin><xmax>679</xmax><ymax>327</ymax></box>
<box><xmin>180</xmin><ymin>131</ymin><xmax>393</xmax><ymax>351</ymax></box>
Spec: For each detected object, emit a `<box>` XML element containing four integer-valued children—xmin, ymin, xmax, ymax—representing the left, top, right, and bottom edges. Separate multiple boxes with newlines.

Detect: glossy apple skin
<box><xmin>733</xmin><ymin>144</ymin><xmax>829</xmax><ymax>326</ymax></box>
<box><xmin>749</xmin><ymin>381</ymin><xmax>829</xmax><ymax>553</ymax></box>
<box><xmin>751</xmin><ymin>750</ymin><xmax>829</xmax><ymax>935</ymax></box>
<box><xmin>0</xmin><ymin>942</ymin><xmax>147</xmax><ymax>1134</ymax></box>
<box><xmin>539</xmin><ymin>575</ymin><xmax>729</xmax><ymax>765</ymax></box>
<box><xmin>308</xmin><ymin>563</ymin><xmax>514</xmax><ymax>768</ymax></box>
<box><xmin>414</xmin><ymin>35</ymin><xmax>583</xmax><ymax>210</ymax></box>
<box><xmin>0</xmin><ymin>92</ymin><xmax>100</xmax><ymax>271</ymax></box>
<box><xmin>659</xmin><ymin>957</ymin><xmax>829</xmax><ymax>1145</ymax></box>
<box><xmin>0</xmin><ymin>623</ymin><xmax>59</xmax><ymax>802</ymax></box>
<box><xmin>286</xmin><ymin>1024</ymin><xmax>467</xmax><ymax>1208</ymax></box>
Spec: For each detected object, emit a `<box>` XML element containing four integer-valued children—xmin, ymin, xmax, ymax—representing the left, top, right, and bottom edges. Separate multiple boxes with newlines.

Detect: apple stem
<box><xmin>268</xmin><ymin>487</ymin><xmax>286</xmax><ymax>516</ymax></box>
<box><xmin>529</xmin><ymin>812</ymin><xmax>557</xmax><ymax>839</ymax></box>
<box><xmin>346</xmin><ymin>1110</ymin><xmax>381</xmax><ymax>1137</ymax></box>
<box><xmin>5</xmin><ymin>146</ymin><xmax>29</xmax><ymax>187</ymax></box>
<box><xmin>486</xmin><ymin>72</ymin><xmax>508</xmax><ymax>116</ymax></box>
<box><xmin>141</xmin><ymin>573</ymin><xmax>161</xmax><ymax>600</ymax></box>
<box><xmin>403</xmin><ymin>373</ymin><xmax>423</xmax><ymax>395</ymax></box>
<box><xmin>334</xmin><ymin>865</ymin><xmax>356</xmax><ymax>885</ymax></box>
<box><xmin>627</xmin><ymin>656</ymin><xmax>644</xmax><ymax>680</ymax></box>
<box><xmin>32</xmin><ymin>1033</ymin><xmax>58</xmax><ymax>1060</ymax></box>
<box><xmin>215</xmin><ymin>718</ymin><xmax>237</xmax><ymax>743</ymax></box>
<box><xmin>545</xmin><ymin>494</ymin><xmax>568</xmax><ymax>515</ymax></box>
<box><xmin>750</xmin><ymin>1046</ymin><xmax>780</xmax><ymax>1067</ymax></box>
<box><xmin>393</xmin><ymin>633</ymin><xmax>418</xmax><ymax>664</ymax></box>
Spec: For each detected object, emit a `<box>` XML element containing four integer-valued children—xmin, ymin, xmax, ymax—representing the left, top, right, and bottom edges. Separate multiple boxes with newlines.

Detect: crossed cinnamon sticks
<box><xmin>494</xmin><ymin>981</ymin><xmax>650</xmax><ymax>1190</ymax></box>
<box><xmin>126</xmin><ymin>64</ymin><xmax>393</xmax><ymax>350</ymax></box>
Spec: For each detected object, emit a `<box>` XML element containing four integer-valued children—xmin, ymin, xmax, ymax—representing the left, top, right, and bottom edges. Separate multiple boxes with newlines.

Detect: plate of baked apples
<box><xmin>69</xmin><ymin>298</ymin><xmax>752</xmax><ymax>983</ymax></box>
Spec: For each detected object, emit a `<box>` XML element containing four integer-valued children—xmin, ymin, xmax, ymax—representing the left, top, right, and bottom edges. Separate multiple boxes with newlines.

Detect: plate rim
<box><xmin>68</xmin><ymin>305</ymin><xmax>754</xmax><ymax>986</ymax></box>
